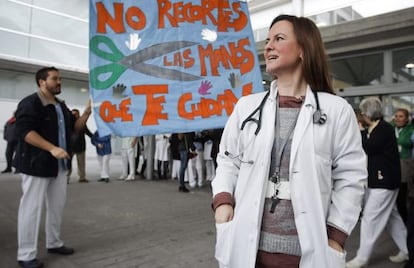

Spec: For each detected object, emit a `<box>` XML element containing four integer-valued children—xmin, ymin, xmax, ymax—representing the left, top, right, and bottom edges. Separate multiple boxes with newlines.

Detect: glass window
<box><xmin>392</xmin><ymin>47</ymin><xmax>414</xmax><ymax>84</ymax></box>
<box><xmin>29</xmin><ymin>39</ymin><xmax>88</xmax><ymax>69</ymax></box>
<box><xmin>31</xmin><ymin>9</ymin><xmax>88</xmax><ymax>46</ymax></box>
<box><xmin>0</xmin><ymin>0</ymin><xmax>31</xmax><ymax>32</ymax></box>
<box><xmin>0</xmin><ymin>69</ymin><xmax>89</xmax><ymax>106</ymax></box>
<box><xmin>330</xmin><ymin>53</ymin><xmax>383</xmax><ymax>88</ymax></box>
<box><xmin>33</xmin><ymin>0</ymin><xmax>88</xmax><ymax>19</ymax></box>
<box><xmin>0</xmin><ymin>0</ymin><xmax>88</xmax><ymax>68</ymax></box>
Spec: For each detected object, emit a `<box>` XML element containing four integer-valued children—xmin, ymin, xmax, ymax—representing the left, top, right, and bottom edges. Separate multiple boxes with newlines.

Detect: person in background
<box><xmin>190</xmin><ymin>131</ymin><xmax>206</xmax><ymax>188</ymax></box>
<box><xmin>178</xmin><ymin>132</ymin><xmax>196</xmax><ymax>193</ymax></box>
<box><xmin>212</xmin><ymin>15</ymin><xmax>367</xmax><ymax>268</ymax></box>
<box><xmin>137</xmin><ymin>135</ymin><xmax>151</xmax><ymax>179</ymax></box>
<box><xmin>119</xmin><ymin>136</ymin><xmax>138</xmax><ymax>181</ymax></box>
<box><xmin>406</xmin><ymin>131</ymin><xmax>414</xmax><ymax>268</ymax></box>
<box><xmin>210</xmin><ymin>128</ymin><xmax>223</xmax><ymax>168</ymax></box>
<box><xmin>392</xmin><ymin>108</ymin><xmax>413</xmax><ymax>224</ymax></box>
<box><xmin>2</xmin><ymin>111</ymin><xmax>17</xmax><ymax>173</ymax></box>
<box><xmin>203</xmin><ymin>130</ymin><xmax>216</xmax><ymax>182</ymax></box>
<box><xmin>67</xmin><ymin>108</ymin><xmax>92</xmax><ymax>183</ymax></box>
<box><xmin>91</xmin><ymin>130</ymin><xmax>111</xmax><ymax>183</ymax></box>
<box><xmin>154</xmin><ymin>133</ymin><xmax>171</xmax><ymax>180</ymax></box>
<box><xmin>134</xmin><ymin>136</ymin><xmax>142</xmax><ymax>175</ymax></box>
<box><xmin>169</xmin><ymin>133</ymin><xmax>181</xmax><ymax>180</ymax></box>
<box><xmin>347</xmin><ymin>97</ymin><xmax>408</xmax><ymax>267</ymax></box>
<box><xmin>13</xmin><ymin>66</ymin><xmax>91</xmax><ymax>268</ymax></box>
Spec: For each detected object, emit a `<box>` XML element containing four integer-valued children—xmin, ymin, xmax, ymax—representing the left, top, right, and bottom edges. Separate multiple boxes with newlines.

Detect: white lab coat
<box><xmin>212</xmin><ymin>83</ymin><xmax>367</xmax><ymax>268</ymax></box>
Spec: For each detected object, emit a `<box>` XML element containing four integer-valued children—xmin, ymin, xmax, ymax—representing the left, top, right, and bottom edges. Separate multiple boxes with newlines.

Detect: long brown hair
<box><xmin>270</xmin><ymin>15</ymin><xmax>334</xmax><ymax>94</ymax></box>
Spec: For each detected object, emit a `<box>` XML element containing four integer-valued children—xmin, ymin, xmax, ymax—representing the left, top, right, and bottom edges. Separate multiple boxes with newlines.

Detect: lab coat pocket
<box><xmin>327</xmin><ymin>246</ymin><xmax>346</xmax><ymax>267</ymax></box>
<box><xmin>215</xmin><ymin>221</ymin><xmax>235</xmax><ymax>267</ymax></box>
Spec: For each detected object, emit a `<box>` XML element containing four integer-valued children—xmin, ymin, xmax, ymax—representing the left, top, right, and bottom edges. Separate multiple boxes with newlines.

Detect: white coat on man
<box><xmin>212</xmin><ymin>83</ymin><xmax>367</xmax><ymax>268</ymax></box>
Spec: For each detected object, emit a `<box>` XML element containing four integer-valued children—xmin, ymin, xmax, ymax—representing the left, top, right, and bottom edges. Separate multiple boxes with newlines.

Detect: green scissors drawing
<box><xmin>90</xmin><ymin>35</ymin><xmax>202</xmax><ymax>90</ymax></box>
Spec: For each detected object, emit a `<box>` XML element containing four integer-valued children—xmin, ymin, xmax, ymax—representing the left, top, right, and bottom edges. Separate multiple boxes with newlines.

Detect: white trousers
<box><xmin>205</xmin><ymin>159</ymin><xmax>216</xmax><ymax>181</ymax></box>
<box><xmin>188</xmin><ymin>151</ymin><xmax>205</xmax><ymax>187</ymax></box>
<box><xmin>171</xmin><ymin>159</ymin><xmax>180</xmax><ymax>180</ymax></box>
<box><xmin>356</xmin><ymin>188</ymin><xmax>408</xmax><ymax>262</ymax></box>
<box><xmin>17</xmin><ymin>170</ymin><xmax>67</xmax><ymax>261</ymax></box>
<box><xmin>97</xmin><ymin>154</ymin><xmax>111</xmax><ymax>178</ymax></box>
<box><xmin>120</xmin><ymin>148</ymin><xmax>135</xmax><ymax>177</ymax></box>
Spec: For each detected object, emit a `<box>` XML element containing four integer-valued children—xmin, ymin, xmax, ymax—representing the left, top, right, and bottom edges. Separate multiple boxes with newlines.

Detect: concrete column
<box><xmin>145</xmin><ymin>135</ymin><xmax>155</xmax><ymax>180</ymax></box>
<box><xmin>383</xmin><ymin>50</ymin><xmax>393</xmax><ymax>84</ymax></box>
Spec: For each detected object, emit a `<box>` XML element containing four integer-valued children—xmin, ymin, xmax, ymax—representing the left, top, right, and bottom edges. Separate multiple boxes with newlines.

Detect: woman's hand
<box><xmin>215</xmin><ymin>204</ymin><xmax>234</xmax><ymax>224</ymax></box>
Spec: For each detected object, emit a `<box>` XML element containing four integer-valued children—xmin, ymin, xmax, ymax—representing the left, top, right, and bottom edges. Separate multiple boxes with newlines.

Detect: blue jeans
<box><xmin>179</xmin><ymin>150</ymin><xmax>189</xmax><ymax>187</ymax></box>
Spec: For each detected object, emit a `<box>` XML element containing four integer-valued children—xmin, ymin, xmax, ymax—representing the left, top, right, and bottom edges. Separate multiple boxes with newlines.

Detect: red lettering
<box><xmin>162</xmin><ymin>49</ymin><xmax>195</xmax><ymax>68</ymax></box>
<box><xmin>241</xmin><ymin>82</ymin><xmax>253</xmax><ymax>96</ymax></box>
<box><xmin>125</xmin><ymin>6</ymin><xmax>146</xmax><ymax>30</ymax></box>
<box><xmin>96</xmin><ymin>2</ymin><xmax>125</xmax><ymax>33</ymax></box>
<box><xmin>178</xmin><ymin>88</ymin><xmax>241</xmax><ymax>120</ymax></box>
<box><xmin>100</xmin><ymin>98</ymin><xmax>133</xmax><ymax>122</ymax></box>
<box><xmin>217</xmin><ymin>2</ymin><xmax>247</xmax><ymax>32</ymax></box>
<box><xmin>157</xmin><ymin>0</ymin><xmax>246</xmax><ymax>31</ymax></box>
<box><xmin>198</xmin><ymin>38</ymin><xmax>255</xmax><ymax>76</ymax></box>
<box><xmin>96</xmin><ymin>2</ymin><xmax>146</xmax><ymax>33</ymax></box>
<box><xmin>132</xmin><ymin>85</ymin><xmax>168</xmax><ymax>125</ymax></box>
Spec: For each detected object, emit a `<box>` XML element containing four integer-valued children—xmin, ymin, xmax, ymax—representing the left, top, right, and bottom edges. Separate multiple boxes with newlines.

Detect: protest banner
<box><xmin>89</xmin><ymin>0</ymin><xmax>264</xmax><ymax>136</ymax></box>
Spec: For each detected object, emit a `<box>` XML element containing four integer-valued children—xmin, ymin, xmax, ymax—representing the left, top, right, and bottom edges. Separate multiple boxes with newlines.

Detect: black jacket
<box><xmin>361</xmin><ymin>119</ymin><xmax>401</xmax><ymax>189</ymax></box>
<box><xmin>13</xmin><ymin>92</ymin><xmax>76</xmax><ymax>177</ymax></box>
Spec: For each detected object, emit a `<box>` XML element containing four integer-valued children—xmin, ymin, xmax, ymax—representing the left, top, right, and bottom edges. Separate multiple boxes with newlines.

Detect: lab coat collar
<box><xmin>269</xmin><ymin>81</ymin><xmax>317</xmax><ymax>109</ymax></box>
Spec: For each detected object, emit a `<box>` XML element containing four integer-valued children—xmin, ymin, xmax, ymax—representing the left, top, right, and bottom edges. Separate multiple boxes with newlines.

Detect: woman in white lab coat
<box><xmin>212</xmin><ymin>15</ymin><xmax>367</xmax><ymax>268</ymax></box>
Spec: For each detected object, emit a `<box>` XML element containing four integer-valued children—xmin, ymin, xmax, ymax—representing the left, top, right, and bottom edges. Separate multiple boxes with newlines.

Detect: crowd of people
<box><xmin>1</xmin><ymin>13</ymin><xmax>413</xmax><ymax>268</ymax></box>
<box><xmin>85</xmin><ymin>130</ymin><xmax>222</xmax><ymax>193</ymax></box>
<box><xmin>2</xmin><ymin>108</ymin><xmax>223</xmax><ymax>191</ymax></box>
<box><xmin>346</xmin><ymin>98</ymin><xmax>411</xmax><ymax>268</ymax></box>
<box><xmin>0</xmin><ymin>66</ymin><xmax>224</xmax><ymax>268</ymax></box>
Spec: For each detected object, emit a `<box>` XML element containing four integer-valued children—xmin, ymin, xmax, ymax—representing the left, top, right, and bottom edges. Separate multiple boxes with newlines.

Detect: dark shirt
<box><xmin>361</xmin><ymin>119</ymin><xmax>401</xmax><ymax>189</ymax></box>
<box><xmin>169</xmin><ymin>134</ymin><xmax>181</xmax><ymax>160</ymax></box>
<box><xmin>178</xmin><ymin>132</ymin><xmax>196</xmax><ymax>152</ymax></box>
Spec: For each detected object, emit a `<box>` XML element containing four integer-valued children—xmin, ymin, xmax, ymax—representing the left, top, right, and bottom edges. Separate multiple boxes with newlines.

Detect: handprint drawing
<box><xmin>125</xmin><ymin>33</ymin><xmax>141</xmax><ymax>51</ymax></box>
<box><xmin>201</xmin><ymin>28</ymin><xmax>217</xmax><ymax>42</ymax></box>
<box><xmin>228</xmin><ymin>72</ymin><xmax>241</xmax><ymax>89</ymax></box>
<box><xmin>198</xmin><ymin>80</ymin><xmax>213</xmax><ymax>95</ymax></box>
<box><xmin>112</xmin><ymin>83</ymin><xmax>127</xmax><ymax>99</ymax></box>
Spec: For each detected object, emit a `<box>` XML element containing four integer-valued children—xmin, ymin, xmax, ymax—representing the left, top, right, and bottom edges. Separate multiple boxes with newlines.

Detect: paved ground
<box><xmin>0</xmin><ymin>157</ymin><xmax>408</xmax><ymax>268</ymax></box>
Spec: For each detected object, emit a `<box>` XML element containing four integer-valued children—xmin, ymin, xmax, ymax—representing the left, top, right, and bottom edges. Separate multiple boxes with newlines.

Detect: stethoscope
<box><xmin>240</xmin><ymin>89</ymin><xmax>327</xmax><ymax>135</ymax></box>
<box><xmin>225</xmin><ymin>90</ymin><xmax>327</xmax><ymax>165</ymax></box>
